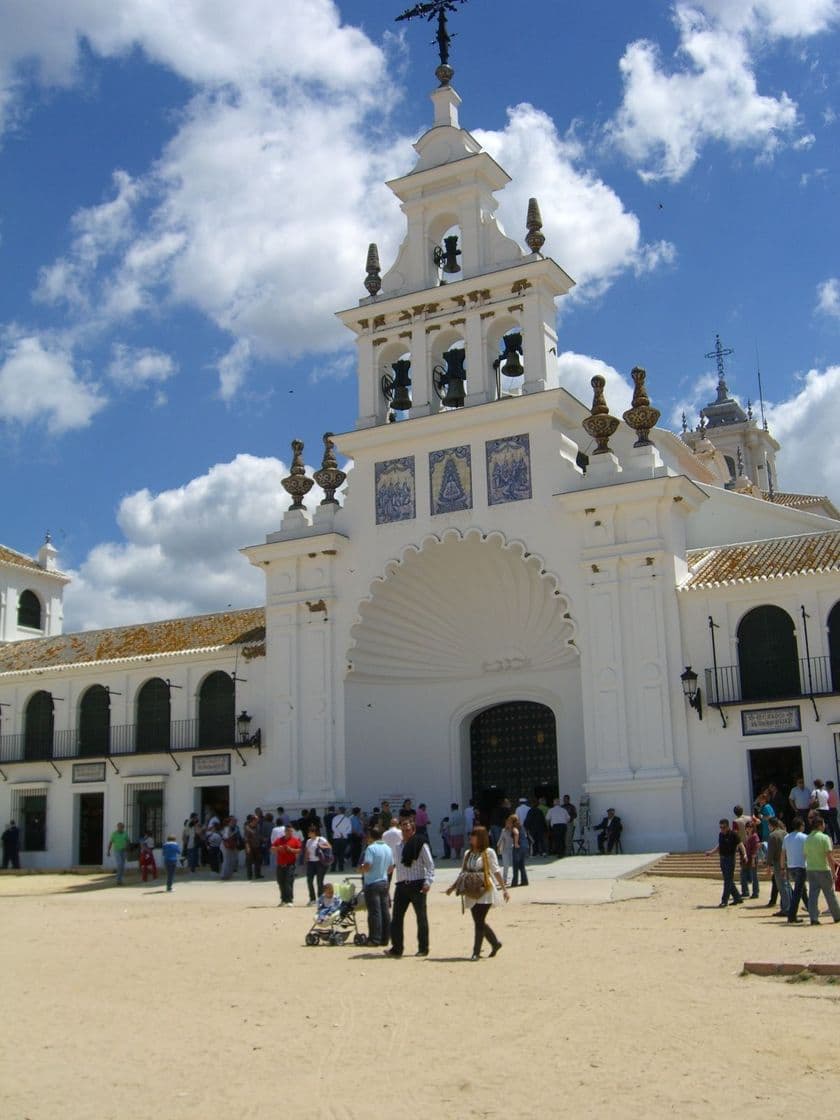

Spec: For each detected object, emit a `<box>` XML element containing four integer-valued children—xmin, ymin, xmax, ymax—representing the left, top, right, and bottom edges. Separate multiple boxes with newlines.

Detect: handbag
<box><xmin>454</xmin><ymin>869</ymin><xmax>486</xmax><ymax>899</ymax></box>
<box><xmin>317</xmin><ymin>843</ymin><xmax>334</xmax><ymax>868</ymax></box>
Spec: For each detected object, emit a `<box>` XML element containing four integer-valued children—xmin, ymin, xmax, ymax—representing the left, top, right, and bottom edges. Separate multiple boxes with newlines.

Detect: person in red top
<box><xmin>272</xmin><ymin>826</ymin><xmax>302</xmax><ymax>906</ymax></box>
<box><xmin>739</xmin><ymin>821</ymin><xmax>761</xmax><ymax>899</ymax></box>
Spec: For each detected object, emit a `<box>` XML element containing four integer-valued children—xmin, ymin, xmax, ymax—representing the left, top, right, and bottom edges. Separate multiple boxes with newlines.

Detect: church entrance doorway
<box><xmin>469</xmin><ymin>701</ymin><xmax>558</xmax><ymax>822</ymax></box>
<box><xmin>748</xmin><ymin>745</ymin><xmax>803</xmax><ymax>819</ymax></box>
<box><xmin>199</xmin><ymin>785</ymin><xmax>229</xmax><ymax>824</ymax></box>
<box><xmin>77</xmin><ymin>792</ymin><xmax>104</xmax><ymax>865</ymax></box>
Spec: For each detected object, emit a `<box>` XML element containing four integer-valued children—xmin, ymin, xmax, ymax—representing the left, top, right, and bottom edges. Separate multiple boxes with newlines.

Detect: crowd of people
<box><xmin>706</xmin><ymin>776</ymin><xmax>840</xmax><ymax>924</ymax></box>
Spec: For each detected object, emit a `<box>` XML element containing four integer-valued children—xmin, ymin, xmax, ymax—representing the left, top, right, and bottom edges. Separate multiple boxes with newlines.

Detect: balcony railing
<box><xmin>0</xmin><ymin>718</ymin><xmax>259</xmax><ymax>765</ymax></box>
<box><xmin>705</xmin><ymin>655</ymin><xmax>839</xmax><ymax>706</ymax></box>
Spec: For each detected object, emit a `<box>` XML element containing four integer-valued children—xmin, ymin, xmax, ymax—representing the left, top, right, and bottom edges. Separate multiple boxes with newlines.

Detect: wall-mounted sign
<box><xmin>741</xmin><ymin>706</ymin><xmax>802</xmax><ymax>736</ymax></box>
<box><xmin>72</xmin><ymin>762</ymin><xmax>106</xmax><ymax>783</ymax></box>
<box><xmin>192</xmin><ymin>754</ymin><xmax>231</xmax><ymax>777</ymax></box>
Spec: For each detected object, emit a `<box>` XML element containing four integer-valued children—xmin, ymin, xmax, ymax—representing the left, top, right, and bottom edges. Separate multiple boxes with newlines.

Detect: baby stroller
<box><xmin>304</xmin><ymin>879</ymin><xmax>368</xmax><ymax>947</ymax></box>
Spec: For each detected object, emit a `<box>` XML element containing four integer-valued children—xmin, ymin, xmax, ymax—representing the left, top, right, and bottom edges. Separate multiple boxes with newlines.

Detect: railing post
<box><xmin>800</xmin><ymin>605</ymin><xmax>820</xmax><ymax>722</ymax></box>
<box><xmin>708</xmin><ymin>615</ymin><xmax>727</xmax><ymax>727</ymax></box>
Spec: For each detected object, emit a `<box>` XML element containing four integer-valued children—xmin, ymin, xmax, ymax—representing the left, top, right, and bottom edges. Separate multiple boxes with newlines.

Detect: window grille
<box><xmin>11</xmin><ymin>786</ymin><xmax>48</xmax><ymax>851</ymax></box>
<box><xmin>123</xmin><ymin>781</ymin><xmax>165</xmax><ymax>847</ymax></box>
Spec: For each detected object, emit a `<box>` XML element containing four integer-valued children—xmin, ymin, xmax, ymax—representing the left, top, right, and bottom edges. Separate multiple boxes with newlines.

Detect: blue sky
<box><xmin>1</xmin><ymin>0</ymin><xmax>839</xmax><ymax>629</ymax></box>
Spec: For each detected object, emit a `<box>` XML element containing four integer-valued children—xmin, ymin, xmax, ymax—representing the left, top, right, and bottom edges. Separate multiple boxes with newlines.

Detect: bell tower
<box><xmin>336</xmin><ymin>25</ymin><xmax>574</xmax><ymax>429</ymax></box>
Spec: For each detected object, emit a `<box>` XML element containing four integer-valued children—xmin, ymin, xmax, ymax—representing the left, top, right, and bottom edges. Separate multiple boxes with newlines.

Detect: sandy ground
<box><xmin>2</xmin><ymin>864</ymin><xmax>839</xmax><ymax>1119</ymax></box>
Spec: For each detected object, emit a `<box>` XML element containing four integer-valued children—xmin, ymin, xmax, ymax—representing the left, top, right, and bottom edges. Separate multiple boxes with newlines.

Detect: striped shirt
<box><xmin>394</xmin><ymin>841</ymin><xmax>435</xmax><ymax>888</ymax></box>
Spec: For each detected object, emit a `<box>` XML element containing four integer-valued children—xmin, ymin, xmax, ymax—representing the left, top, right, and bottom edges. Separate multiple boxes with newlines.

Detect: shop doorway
<box><xmin>199</xmin><ymin>785</ymin><xmax>230</xmax><ymax>824</ymax></box>
<box><xmin>77</xmin><ymin>792</ymin><xmax>104</xmax><ymax>864</ymax></box>
<box><xmin>469</xmin><ymin>701</ymin><xmax>558</xmax><ymax>823</ymax></box>
<box><xmin>748</xmin><ymin>746</ymin><xmax>803</xmax><ymax>817</ymax></box>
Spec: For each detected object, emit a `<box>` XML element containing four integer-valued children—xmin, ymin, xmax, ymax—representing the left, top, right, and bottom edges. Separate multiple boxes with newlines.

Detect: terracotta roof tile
<box><xmin>0</xmin><ymin>544</ymin><xmax>42</xmax><ymax>571</ymax></box>
<box><xmin>683</xmin><ymin>531</ymin><xmax>840</xmax><ymax>589</ymax></box>
<box><xmin>0</xmin><ymin>606</ymin><xmax>265</xmax><ymax>675</ymax></box>
<box><xmin>761</xmin><ymin>492</ymin><xmax>840</xmax><ymax>519</ymax></box>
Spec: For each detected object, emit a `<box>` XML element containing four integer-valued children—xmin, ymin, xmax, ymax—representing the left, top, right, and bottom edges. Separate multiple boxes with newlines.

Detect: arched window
<box><xmin>136</xmin><ymin>678</ymin><xmax>171</xmax><ymax>753</ymax></box>
<box><xmin>828</xmin><ymin>601</ymin><xmax>840</xmax><ymax>693</ymax></box>
<box><xmin>24</xmin><ymin>690</ymin><xmax>54</xmax><ymax>760</ymax></box>
<box><xmin>79</xmin><ymin>685</ymin><xmax>110</xmax><ymax>757</ymax></box>
<box><xmin>737</xmin><ymin>606</ymin><xmax>800</xmax><ymax>702</ymax></box>
<box><xmin>198</xmin><ymin>671</ymin><xmax>235</xmax><ymax>748</ymax></box>
<box><xmin>18</xmin><ymin>590</ymin><xmax>42</xmax><ymax>630</ymax></box>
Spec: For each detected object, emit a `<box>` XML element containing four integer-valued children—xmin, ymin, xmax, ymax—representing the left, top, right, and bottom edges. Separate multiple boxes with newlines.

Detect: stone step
<box><xmin>648</xmin><ymin>847</ymin><xmax>840</xmax><ymax>880</ymax></box>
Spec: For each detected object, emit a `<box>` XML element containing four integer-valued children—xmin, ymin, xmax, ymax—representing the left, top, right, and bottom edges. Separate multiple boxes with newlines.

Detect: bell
<box><xmin>441</xmin><ymin>377</ymin><xmax>465</xmax><ymax>408</ymax></box>
<box><xmin>434</xmin><ymin>234</ymin><xmax>462</xmax><ymax>274</ymax></box>
<box><xmin>501</xmin><ymin>332</ymin><xmax>524</xmax><ymax>378</ymax></box>
<box><xmin>441</xmin><ymin>347</ymin><xmax>466</xmax><ymax>408</ymax></box>
<box><xmin>391</xmin><ymin>358</ymin><xmax>412</xmax><ymax>412</ymax></box>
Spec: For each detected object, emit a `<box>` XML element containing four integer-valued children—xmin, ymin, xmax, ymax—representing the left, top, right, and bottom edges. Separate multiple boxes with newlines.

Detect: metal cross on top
<box><xmin>705</xmin><ymin>333</ymin><xmax>734</xmax><ymax>385</ymax></box>
<box><xmin>396</xmin><ymin>0</ymin><xmax>469</xmax><ymax>85</ymax></box>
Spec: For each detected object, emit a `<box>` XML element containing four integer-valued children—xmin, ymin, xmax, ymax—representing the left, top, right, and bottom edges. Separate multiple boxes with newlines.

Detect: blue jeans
<box><xmin>719</xmin><ymin>855</ymin><xmax>741</xmax><ymax>903</ymax></box>
<box><xmin>187</xmin><ymin>845</ymin><xmax>200</xmax><ymax>872</ymax></box>
<box><xmin>113</xmin><ymin>849</ymin><xmax>127</xmax><ymax>884</ymax></box>
<box><xmin>740</xmin><ymin>864</ymin><xmax>759</xmax><ymax>898</ymax></box>
<box><xmin>364</xmin><ymin>880</ymin><xmax>391</xmax><ymax>945</ymax></box>
<box><xmin>512</xmin><ymin>847</ymin><xmax>528</xmax><ymax>886</ymax></box>
<box><xmin>771</xmin><ymin>866</ymin><xmax>790</xmax><ymax>912</ymax></box>
<box><xmin>165</xmin><ymin>861</ymin><xmax>177</xmax><ymax>890</ymax></box>
<box><xmin>276</xmin><ymin>864</ymin><xmax>295</xmax><ymax>903</ymax></box>
<box><xmin>788</xmin><ymin>867</ymin><xmax>807</xmax><ymax>920</ymax></box>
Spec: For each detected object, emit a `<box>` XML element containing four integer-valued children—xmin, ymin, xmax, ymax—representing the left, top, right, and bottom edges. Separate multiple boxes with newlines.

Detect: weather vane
<box><xmin>395</xmin><ymin>0</ymin><xmax>469</xmax><ymax>86</ymax></box>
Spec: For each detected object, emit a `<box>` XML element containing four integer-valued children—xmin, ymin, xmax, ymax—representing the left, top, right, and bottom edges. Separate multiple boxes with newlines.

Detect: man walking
<box><xmin>705</xmin><ymin>818</ymin><xmax>743</xmax><ymax>906</ymax></box>
<box><xmin>766</xmin><ymin>817</ymin><xmax>791</xmax><ymax>916</ymax></box>
<box><xmin>562</xmin><ymin>795</ymin><xmax>578</xmax><ymax>856</ymax></box>
<box><xmin>272</xmin><ymin>825</ymin><xmax>302</xmax><ymax>906</ymax></box>
<box><xmin>803</xmin><ymin>815</ymin><xmax>840</xmax><ymax>925</ymax></box>
<box><xmin>386</xmin><ymin>817</ymin><xmax>435</xmax><ymax>958</ymax></box>
<box><xmin>783</xmin><ymin>817</ymin><xmax>809</xmax><ymax>923</ymax></box>
<box><xmin>1</xmin><ymin>820</ymin><xmax>20</xmax><ymax>869</ymax></box>
<box><xmin>361</xmin><ymin>826</ymin><xmax>395</xmax><ymax>946</ymax></box>
<box><xmin>107</xmin><ymin>822</ymin><xmax>131</xmax><ymax>885</ymax></box>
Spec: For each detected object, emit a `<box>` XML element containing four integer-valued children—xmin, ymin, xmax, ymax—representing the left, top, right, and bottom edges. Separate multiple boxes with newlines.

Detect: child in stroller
<box><xmin>305</xmin><ymin>879</ymin><xmax>368</xmax><ymax>946</ymax></box>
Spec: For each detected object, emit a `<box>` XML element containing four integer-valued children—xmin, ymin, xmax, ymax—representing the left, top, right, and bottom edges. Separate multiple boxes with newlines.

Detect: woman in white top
<box><xmin>304</xmin><ymin>825</ymin><xmax>332</xmax><ymax>904</ymax></box>
<box><xmin>446</xmin><ymin>825</ymin><xmax>509</xmax><ymax>960</ymax></box>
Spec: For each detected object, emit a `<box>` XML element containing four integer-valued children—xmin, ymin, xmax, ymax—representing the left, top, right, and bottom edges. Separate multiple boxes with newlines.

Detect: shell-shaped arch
<box><xmin>348</xmin><ymin>528</ymin><xmax>578</xmax><ymax>682</ymax></box>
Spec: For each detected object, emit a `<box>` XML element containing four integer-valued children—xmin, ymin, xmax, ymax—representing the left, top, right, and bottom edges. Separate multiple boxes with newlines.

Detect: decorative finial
<box><xmin>525</xmin><ymin>198</ymin><xmax>545</xmax><ymax>255</ymax></box>
<box><xmin>44</xmin><ymin>530</ymin><xmax>52</xmax><ymax>544</ymax></box>
<box><xmin>281</xmin><ymin>439</ymin><xmax>314</xmax><ymax>510</ymax></box>
<box><xmin>681</xmin><ymin>411</ymin><xmax>688</xmax><ymax>434</ymax></box>
<box><xmin>698</xmin><ymin>413</ymin><xmax>707</xmax><ymax>433</ymax></box>
<box><xmin>622</xmin><ymin>366</ymin><xmax>661</xmax><ymax>447</ymax></box>
<box><xmin>395</xmin><ymin>0</ymin><xmax>469</xmax><ymax>87</ymax></box>
<box><xmin>736</xmin><ymin>445</ymin><xmax>744</xmax><ymax>474</ymax></box>
<box><xmin>313</xmin><ymin>432</ymin><xmax>347</xmax><ymax>506</ymax></box>
<box><xmin>747</xmin><ymin>398</ymin><xmax>753</xmax><ymax>420</ymax></box>
<box><xmin>582</xmin><ymin>375</ymin><xmax>620</xmax><ymax>455</ymax></box>
<box><xmin>364</xmin><ymin>243</ymin><xmax>382</xmax><ymax>298</ymax></box>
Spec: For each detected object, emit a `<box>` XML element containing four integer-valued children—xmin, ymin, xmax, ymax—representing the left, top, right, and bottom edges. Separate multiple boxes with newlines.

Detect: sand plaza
<box><xmin>2</xmin><ymin>853</ymin><xmax>839</xmax><ymax>1119</ymax></box>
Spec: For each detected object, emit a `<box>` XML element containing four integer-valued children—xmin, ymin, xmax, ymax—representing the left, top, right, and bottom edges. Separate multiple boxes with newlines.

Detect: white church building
<box><xmin>2</xmin><ymin>65</ymin><xmax>840</xmax><ymax>868</ymax></box>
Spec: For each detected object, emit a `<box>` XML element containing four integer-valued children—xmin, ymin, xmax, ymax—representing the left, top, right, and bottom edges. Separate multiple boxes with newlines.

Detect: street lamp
<box><xmin>236</xmin><ymin>710</ymin><xmax>252</xmax><ymax>744</ymax></box>
<box><xmin>680</xmin><ymin>666</ymin><xmax>703</xmax><ymax>720</ymax></box>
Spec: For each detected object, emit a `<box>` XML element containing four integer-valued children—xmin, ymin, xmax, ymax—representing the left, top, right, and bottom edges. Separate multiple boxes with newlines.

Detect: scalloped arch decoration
<box><xmin>348</xmin><ymin>529</ymin><xmax>578</xmax><ymax>682</ymax></box>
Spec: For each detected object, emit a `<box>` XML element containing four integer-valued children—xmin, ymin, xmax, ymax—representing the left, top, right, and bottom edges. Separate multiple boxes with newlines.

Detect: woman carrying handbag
<box><xmin>446</xmin><ymin>826</ymin><xmax>509</xmax><ymax>960</ymax></box>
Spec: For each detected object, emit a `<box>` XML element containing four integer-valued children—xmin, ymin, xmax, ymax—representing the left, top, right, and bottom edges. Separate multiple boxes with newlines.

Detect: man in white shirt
<box><xmin>783</xmin><ymin>816</ymin><xmax>809</xmax><ymax>924</ymax></box>
<box><xmin>515</xmin><ymin>798</ymin><xmax>530</xmax><ymax>828</ymax></box>
<box><xmin>464</xmin><ymin>800</ymin><xmax>476</xmax><ymax>836</ymax></box>
<box><xmin>546</xmin><ymin>799</ymin><xmax>570</xmax><ymax>858</ymax></box>
<box><xmin>331</xmin><ymin>806</ymin><xmax>352</xmax><ymax>871</ymax></box>
<box><xmin>789</xmin><ymin>778</ymin><xmax>812</xmax><ymax>819</ymax></box>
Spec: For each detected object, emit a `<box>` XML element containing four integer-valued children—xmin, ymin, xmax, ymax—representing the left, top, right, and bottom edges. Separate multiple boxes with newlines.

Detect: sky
<box><xmin>1</xmin><ymin>0</ymin><xmax>839</xmax><ymax>631</ymax></box>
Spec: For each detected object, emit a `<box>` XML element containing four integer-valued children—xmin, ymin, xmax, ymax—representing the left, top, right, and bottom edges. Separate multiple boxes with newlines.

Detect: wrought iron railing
<box><xmin>0</xmin><ymin>718</ymin><xmax>253</xmax><ymax>764</ymax></box>
<box><xmin>705</xmin><ymin>655</ymin><xmax>839</xmax><ymax>706</ymax></box>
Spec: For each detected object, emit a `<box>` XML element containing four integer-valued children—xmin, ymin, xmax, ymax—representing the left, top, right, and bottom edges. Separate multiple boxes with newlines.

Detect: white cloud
<box><xmin>816</xmin><ymin>277</ymin><xmax>840</xmax><ymax>317</ymax></box>
<box><xmin>607</xmin><ymin>2</ymin><xmax>828</xmax><ymax>181</ymax></box>
<box><xmin>63</xmin><ymin>452</ymin><xmax>329</xmax><ymax>630</ymax></box>
<box><xmin>217</xmin><ymin>338</ymin><xmax>252</xmax><ymax>401</ymax></box>
<box><xmin>0</xmin><ymin>333</ymin><xmax>106</xmax><ymax>432</ymax></box>
<box><xmin>475</xmin><ymin>106</ymin><xmax>676</xmax><ymax>297</ymax></box>
<box><xmin>767</xmin><ymin>364</ymin><xmax>840</xmax><ymax>496</ymax></box>
<box><xmin>109</xmin><ymin>343</ymin><xmax>177</xmax><ymax>388</ymax></box>
<box><xmin>556</xmin><ymin>351</ymin><xmax>634</xmax><ymax>414</ymax></box>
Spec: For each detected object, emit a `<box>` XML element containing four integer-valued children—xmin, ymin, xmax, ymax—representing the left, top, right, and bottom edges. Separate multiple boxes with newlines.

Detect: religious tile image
<box><xmin>429</xmin><ymin>445</ymin><xmax>472</xmax><ymax>515</ymax></box>
<box><xmin>375</xmin><ymin>456</ymin><xmax>416</xmax><ymax>524</ymax></box>
<box><xmin>485</xmin><ymin>433</ymin><xmax>532</xmax><ymax>506</ymax></box>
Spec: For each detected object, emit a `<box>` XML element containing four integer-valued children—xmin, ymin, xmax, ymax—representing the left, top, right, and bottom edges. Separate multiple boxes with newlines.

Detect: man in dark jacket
<box><xmin>594</xmin><ymin>808</ymin><xmax>623</xmax><ymax>854</ymax></box>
